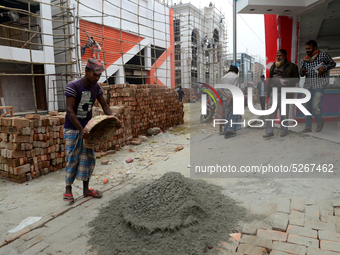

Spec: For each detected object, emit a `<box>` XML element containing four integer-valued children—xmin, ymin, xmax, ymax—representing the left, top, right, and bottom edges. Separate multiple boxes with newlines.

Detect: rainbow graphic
<box><xmin>197</xmin><ymin>82</ymin><xmax>223</xmax><ymax>106</ymax></box>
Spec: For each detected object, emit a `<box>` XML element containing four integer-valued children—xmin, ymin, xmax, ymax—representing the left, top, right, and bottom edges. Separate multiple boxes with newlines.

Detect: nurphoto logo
<box><xmin>200</xmin><ymin>85</ymin><xmax>312</xmax><ymax>128</ymax></box>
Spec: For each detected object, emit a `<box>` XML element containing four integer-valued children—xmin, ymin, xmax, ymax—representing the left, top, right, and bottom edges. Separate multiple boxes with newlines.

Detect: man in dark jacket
<box><xmin>263</xmin><ymin>49</ymin><xmax>299</xmax><ymax>138</ymax></box>
<box><xmin>177</xmin><ymin>86</ymin><xmax>185</xmax><ymax>102</ymax></box>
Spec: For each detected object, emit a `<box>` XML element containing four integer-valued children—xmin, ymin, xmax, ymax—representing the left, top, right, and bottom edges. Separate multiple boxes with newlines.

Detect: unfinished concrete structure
<box><xmin>0</xmin><ymin>0</ymin><xmax>228</xmax><ymax>114</ymax></box>
<box><xmin>0</xmin><ymin>0</ymin><xmax>75</xmax><ymax>114</ymax></box>
<box><xmin>172</xmin><ymin>3</ymin><xmax>227</xmax><ymax>88</ymax></box>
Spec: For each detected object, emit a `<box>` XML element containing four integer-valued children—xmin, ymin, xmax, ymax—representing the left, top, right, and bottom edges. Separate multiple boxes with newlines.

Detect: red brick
<box><xmin>321</xmin><ymin>215</ymin><xmax>340</xmax><ymax>225</ymax></box>
<box><xmin>239</xmin><ymin>235</ymin><xmax>272</xmax><ymax>249</ymax></box>
<box><xmin>272</xmin><ymin>241</ymin><xmax>306</xmax><ymax>255</ymax></box>
<box><xmin>175</xmin><ymin>145</ymin><xmax>184</xmax><ymax>152</ymax></box>
<box><xmin>12</xmin><ymin>135</ymin><xmax>30</xmax><ymax>143</ymax></box>
<box><xmin>6</xmin><ymin>126</ymin><xmax>22</xmax><ymax>134</ymax></box>
<box><xmin>319</xmin><ymin>231</ymin><xmax>340</xmax><ymax>242</ymax></box>
<box><xmin>305</xmin><ymin>219</ymin><xmax>336</xmax><ymax>232</ymax></box>
<box><xmin>25</xmin><ymin>114</ymin><xmax>40</xmax><ymax>120</ymax></box>
<box><xmin>14</xmin><ymin>164</ymin><xmax>30</xmax><ymax>175</ymax></box>
<box><xmin>218</xmin><ymin>233</ymin><xmax>242</xmax><ymax>252</ymax></box>
<box><xmin>7</xmin><ymin>150</ymin><xmax>25</xmax><ymax>159</ymax></box>
<box><xmin>12</xmin><ymin>117</ymin><xmax>30</xmax><ymax>127</ymax></box>
<box><xmin>286</xmin><ymin>225</ymin><xmax>317</xmax><ymax>239</ymax></box>
<box><xmin>321</xmin><ymin>240</ymin><xmax>340</xmax><ymax>253</ymax></box>
<box><xmin>307</xmin><ymin>246</ymin><xmax>340</xmax><ymax>255</ymax></box>
<box><xmin>237</xmin><ymin>244</ymin><xmax>267</xmax><ymax>255</ymax></box>
<box><xmin>270</xmin><ymin>251</ymin><xmax>292</xmax><ymax>255</ymax></box>
<box><xmin>305</xmin><ymin>205</ymin><xmax>320</xmax><ymax>220</ymax></box>
<box><xmin>2</xmin><ymin>117</ymin><xmax>13</xmax><ymax>126</ymax></box>
<box><xmin>334</xmin><ymin>208</ymin><xmax>340</xmax><ymax>217</ymax></box>
<box><xmin>101</xmin><ymin>159</ymin><xmax>110</xmax><ymax>165</ymax></box>
<box><xmin>5</xmin><ymin>227</ymin><xmax>30</xmax><ymax>243</ymax></box>
<box><xmin>287</xmin><ymin>234</ymin><xmax>319</xmax><ymax>248</ymax></box>
<box><xmin>125</xmin><ymin>158</ymin><xmax>133</xmax><ymax>163</ymax></box>
<box><xmin>49</xmin><ymin>111</ymin><xmax>58</xmax><ymax>116</ymax></box>
<box><xmin>257</xmin><ymin>229</ymin><xmax>287</xmax><ymax>242</ymax></box>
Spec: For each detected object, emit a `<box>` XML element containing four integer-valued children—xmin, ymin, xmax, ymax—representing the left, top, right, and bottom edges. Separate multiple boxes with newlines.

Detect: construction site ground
<box><xmin>1</xmin><ymin>103</ymin><xmax>340</xmax><ymax>254</ymax></box>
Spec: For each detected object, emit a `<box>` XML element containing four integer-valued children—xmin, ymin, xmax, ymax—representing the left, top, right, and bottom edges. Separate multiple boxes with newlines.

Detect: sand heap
<box><xmin>88</xmin><ymin>172</ymin><xmax>247</xmax><ymax>255</ymax></box>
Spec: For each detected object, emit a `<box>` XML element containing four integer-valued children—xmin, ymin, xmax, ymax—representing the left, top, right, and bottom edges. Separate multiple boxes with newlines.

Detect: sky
<box><xmin>173</xmin><ymin>0</ymin><xmax>266</xmax><ymax>65</ymax></box>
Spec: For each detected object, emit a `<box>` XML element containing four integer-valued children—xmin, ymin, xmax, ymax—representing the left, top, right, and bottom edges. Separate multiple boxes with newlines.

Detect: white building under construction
<box><xmin>0</xmin><ymin>0</ymin><xmax>227</xmax><ymax>114</ymax></box>
<box><xmin>172</xmin><ymin>3</ymin><xmax>227</xmax><ymax>88</ymax></box>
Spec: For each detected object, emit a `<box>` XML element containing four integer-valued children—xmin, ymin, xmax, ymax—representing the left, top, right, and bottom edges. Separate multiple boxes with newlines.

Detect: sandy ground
<box><xmin>1</xmin><ymin>102</ymin><xmax>340</xmax><ymax>250</ymax></box>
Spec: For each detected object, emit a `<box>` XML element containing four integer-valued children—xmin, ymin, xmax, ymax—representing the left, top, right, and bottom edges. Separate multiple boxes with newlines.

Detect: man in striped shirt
<box><xmin>63</xmin><ymin>58</ymin><xmax>112</xmax><ymax>202</ymax></box>
<box><xmin>300</xmin><ymin>40</ymin><xmax>336</xmax><ymax>133</ymax></box>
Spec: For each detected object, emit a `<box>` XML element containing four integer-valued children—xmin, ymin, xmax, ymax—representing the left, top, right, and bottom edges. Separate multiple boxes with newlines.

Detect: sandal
<box><xmin>224</xmin><ymin>132</ymin><xmax>236</xmax><ymax>139</ymax></box>
<box><xmin>63</xmin><ymin>193</ymin><xmax>74</xmax><ymax>202</ymax></box>
<box><xmin>84</xmin><ymin>190</ymin><xmax>103</xmax><ymax>198</ymax></box>
<box><xmin>301</xmin><ymin>128</ymin><xmax>312</xmax><ymax>133</ymax></box>
<box><xmin>316</xmin><ymin>121</ymin><xmax>324</xmax><ymax>132</ymax></box>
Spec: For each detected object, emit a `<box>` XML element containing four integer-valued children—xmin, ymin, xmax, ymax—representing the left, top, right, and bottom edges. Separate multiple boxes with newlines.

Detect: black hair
<box><xmin>228</xmin><ymin>65</ymin><xmax>239</xmax><ymax>75</ymax></box>
<box><xmin>278</xmin><ymin>49</ymin><xmax>287</xmax><ymax>56</ymax></box>
<box><xmin>261</xmin><ymin>74</ymin><xmax>265</xmax><ymax>78</ymax></box>
<box><xmin>306</xmin><ymin>40</ymin><xmax>317</xmax><ymax>48</ymax></box>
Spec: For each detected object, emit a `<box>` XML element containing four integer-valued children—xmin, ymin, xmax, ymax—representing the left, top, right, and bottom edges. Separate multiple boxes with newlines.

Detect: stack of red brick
<box><xmin>91</xmin><ymin>105</ymin><xmax>133</xmax><ymax>152</ymax></box>
<box><xmin>0</xmin><ymin>84</ymin><xmax>184</xmax><ymax>183</ymax></box>
<box><xmin>0</xmin><ymin>113</ymin><xmax>66</xmax><ymax>183</ymax></box>
<box><xmin>100</xmin><ymin>84</ymin><xmax>184</xmax><ymax>138</ymax></box>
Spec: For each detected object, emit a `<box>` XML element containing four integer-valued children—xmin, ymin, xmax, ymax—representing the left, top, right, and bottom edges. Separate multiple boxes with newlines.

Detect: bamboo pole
<box><xmin>28</xmin><ymin>0</ymin><xmax>38</xmax><ymax>114</ymax></box>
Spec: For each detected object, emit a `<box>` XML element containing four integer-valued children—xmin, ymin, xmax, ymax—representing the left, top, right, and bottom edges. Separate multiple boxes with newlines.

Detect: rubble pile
<box><xmin>0</xmin><ymin>113</ymin><xmax>66</xmax><ymax>183</ymax></box>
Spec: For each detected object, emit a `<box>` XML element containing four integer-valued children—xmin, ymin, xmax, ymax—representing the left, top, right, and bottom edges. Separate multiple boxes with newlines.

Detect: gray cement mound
<box><xmin>88</xmin><ymin>172</ymin><xmax>247</xmax><ymax>255</ymax></box>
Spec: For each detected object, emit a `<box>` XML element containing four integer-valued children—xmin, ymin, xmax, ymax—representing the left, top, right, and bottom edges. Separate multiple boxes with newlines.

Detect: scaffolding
<box><xmin>0</xmin><ymin>0</ymin><xmax>227</xmax><ymax>114</ymax></box>
<box><xmin>172</xmin><ymin>2</ymin><xmax>228</xmax><ymax>88</ymax></box>
<box><xmin>72</xmin><ymin>0</ymin><xmax>227</xmax><ymax>88</ymax></box>
<box><xmin>0</xmin><ymin>0</ymin><xmax>77</xmax><ymax>113</ymax></box>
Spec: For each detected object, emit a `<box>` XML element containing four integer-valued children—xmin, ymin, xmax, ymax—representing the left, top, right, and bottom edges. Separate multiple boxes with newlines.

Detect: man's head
<box><xmin>276</xmin><ymin>49</ymin><xmax>287</xmax><ymax>67</ymax></box>
<box><xmin>260</xmin><ymin>74</ymin><xmax>265</xmax><ymax>81</ymax></box>
<box><xmin>85</xmin><ymin>58</ymin><xmax>105</xmax><ymax>85</ymax></box>
<box><xmin>229</xmin><ymin>65</ymin><xmax>239</xmax><ymax>74</ymax></box>
<box><xmin>305</xmin><ymin>40</ymin><xmax>318</xmax><ymax>57</ymax></box>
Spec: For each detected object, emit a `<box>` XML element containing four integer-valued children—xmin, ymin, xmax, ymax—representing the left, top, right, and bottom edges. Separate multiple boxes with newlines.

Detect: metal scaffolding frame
<box><xmin>0</xmin><ymin>0</ymin><xmax>227</xmax><ymax>114</ymax></box>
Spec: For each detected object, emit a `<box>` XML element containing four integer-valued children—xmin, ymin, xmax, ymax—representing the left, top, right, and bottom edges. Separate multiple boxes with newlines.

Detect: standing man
<box><xmin>300</xmin><ymin>40</ymin><xmax>336</xmax><ymax>133</ymax></box>
<box><xmin>257</xmin><ymin>74</ymin><xmax>266</xmax><ymax>110</ymax></box>
<box><xmin>218</xmin><ymin>65</ymin><xmax>242</xmax><ymax>138</ymax></box>
<box><xmin>63</xmin><ymin>58</ymin><xmax>113</xmax><ymax>202</ymax></box>
<box><xmin>177</xmin><ymin>86</ymin><xmax>185</xmax><ymax>102</ymax></box>
<box><xmin>263</xmin><ymin>49</ymin><xmax>299</xmax><ymax>138</ymax></box>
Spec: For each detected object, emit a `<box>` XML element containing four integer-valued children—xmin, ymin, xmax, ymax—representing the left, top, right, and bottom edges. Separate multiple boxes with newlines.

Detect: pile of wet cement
<box><xmin>88</xmin><ymin>172</ymin><xmax>247</xmax><ymax>255</ymax></box>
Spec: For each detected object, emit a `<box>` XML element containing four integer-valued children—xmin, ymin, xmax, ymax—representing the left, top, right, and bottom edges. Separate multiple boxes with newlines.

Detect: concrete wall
<box><xmin>0</xmin><ymin>63</ymin><xmax>35</xmax><ymax>113</ymax></box>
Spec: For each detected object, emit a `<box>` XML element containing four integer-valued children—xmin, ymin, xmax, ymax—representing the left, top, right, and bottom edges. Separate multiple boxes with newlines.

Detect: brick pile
<box><xmin>99</xmin><ymin>84</ymin><xmax>184</xmax><ymax>138</ymax></box>
<box><xmin>0</xmin><ymin>113</ymin><xmax>66</xmax><ymax>183</ymax></box>
<box><xmin>0</xmin><ymin>84</ymin><xmax>184</xmax><ymax>183</ymax></box>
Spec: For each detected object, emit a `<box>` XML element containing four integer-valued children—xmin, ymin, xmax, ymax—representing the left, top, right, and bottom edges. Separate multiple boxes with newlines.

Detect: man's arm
<box><xmin>322</xmin><ymin>52</ymin><xmax>336</xmax><ymax>71</ymax></box>
<box><xmin>66</xmin><ymin>96</ymin><xmax>89</xmax><ymax>138</ymax></box>
<box><xmin>289</xmin><ymin>64</ymin><xmax>300</xmax><ymax>87</ymax></box>
<box><xmin>97</xmin><ymin>95</ymin><xmax>112</xmax><ymax>116</ymax></box>
<box><xmin>300</xmin><ymin>61</ymin><xmax>307</xmax><ymax>77</ymax></box>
